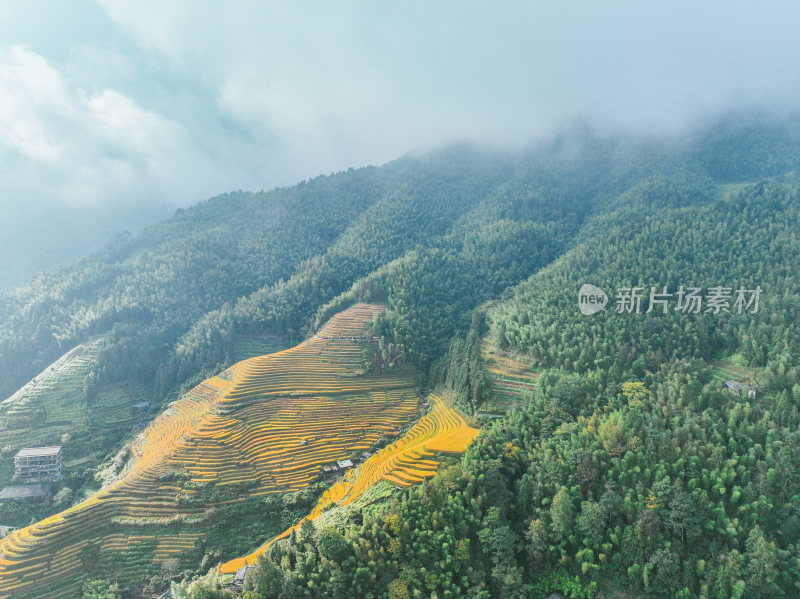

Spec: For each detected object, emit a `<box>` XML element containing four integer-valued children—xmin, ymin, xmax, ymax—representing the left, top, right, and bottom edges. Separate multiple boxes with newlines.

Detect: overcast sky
<box><xmin>1</xmin><ymin>1</ymin><xmax>799</xmax><ymax>273</ymax></box>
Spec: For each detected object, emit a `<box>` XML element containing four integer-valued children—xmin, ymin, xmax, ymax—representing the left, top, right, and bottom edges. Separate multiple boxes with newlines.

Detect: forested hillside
<box><xmin>231</xmin><ymin>183</ymin><xmax>800</xmax><ymax>599</ymax></box>
<box><xmin>1</xmin><ymin>112</ymin><xmax>799</xmax><ymax>598</ymax></box>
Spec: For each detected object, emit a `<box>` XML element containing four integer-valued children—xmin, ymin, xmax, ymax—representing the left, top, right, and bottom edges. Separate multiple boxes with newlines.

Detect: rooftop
<box><xmin>14</xmin><ymin>446</ymin><xmax>62</xmax><ymax>458</ymax></box>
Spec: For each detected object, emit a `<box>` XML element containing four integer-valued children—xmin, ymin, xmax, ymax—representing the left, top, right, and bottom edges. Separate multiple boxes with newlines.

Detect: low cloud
<box><xmin>0</xmin><ymin>46</ymin><xmax>71</xmax><ymax>163</ymax></box>
<box><xmin>0</xmin><ymin>1</ymin><xmax>799</xmax><ymax>281</ymax></box>
<box><xmin>0</xmin><ymin>45</ymin><xmax>203</xmax><ymax>209</ymax></box>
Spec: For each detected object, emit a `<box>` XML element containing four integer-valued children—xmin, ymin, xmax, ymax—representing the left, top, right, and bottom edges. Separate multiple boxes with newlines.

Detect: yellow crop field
<box><xmin>0</xmin><ymin>303</ymin><xmax>422</xmax><ymax>599</ymax></box>
<box><xmin>220</xmin><ymin>392</ymin><xmax>478</xmax><ymax>574</ymax></box>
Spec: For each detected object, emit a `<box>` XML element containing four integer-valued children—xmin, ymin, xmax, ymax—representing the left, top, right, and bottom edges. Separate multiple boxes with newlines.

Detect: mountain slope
<box><xmin>210</xmin><ymin>173</ymin><xmax>800</xmax><ymax>597</ymax></box>
<box><xmin>1</xmin><ymin>112</ymin><xmax>799</xmax><ymax>598</ymax></box>
<box><xmin>219</xmin><ymin>392</ymin><xmax>478</xmax><ymax>574</ymax></box>
<box><xmin>0</xmin><ymin>304</ymin><xmax>421</xmax><ymax>598</ymax></box>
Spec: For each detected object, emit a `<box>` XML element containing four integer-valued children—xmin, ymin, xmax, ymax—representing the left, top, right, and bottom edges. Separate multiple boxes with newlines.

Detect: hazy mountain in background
<box><xmin>0</xmin><ymin>201</ymin><xmax>170</xmax><ymax>289</ymax></box>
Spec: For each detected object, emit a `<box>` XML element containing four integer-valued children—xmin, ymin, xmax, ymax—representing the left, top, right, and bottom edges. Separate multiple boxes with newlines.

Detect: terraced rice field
<box><xmin>230</xmin><ymin>336</ymin><xmax>291</xmax><ymax>363</ymax></box>
<box><xmin>479</xmin><ymin>340</ymin><xmax>537</xmax><ymax>418</ymax></box>
<box><xmin>0</xmin><ymin>343</ymin><xmax>97</xmax><ymax>435</ymax></box>
<box><xmin>0</xmin><ymin>303</ymin><xmax>419</xmax><ymax>599</ymax></box>
<box><xmin>0</xmin><ymin>341</ymin><xmax>147</xmax><ymax>485</ymax></box>
<box><xmin>220</xmin><ymin>392</ymin><xmax>479</xmax><ymax>573</ymax></box>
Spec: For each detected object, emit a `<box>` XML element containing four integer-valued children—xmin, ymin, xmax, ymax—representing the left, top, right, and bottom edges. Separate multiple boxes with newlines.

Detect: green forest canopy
<box><xmin>0</xmin><ymin>111</ymin><xmax>799</xmax><ymax>598</ymax></box>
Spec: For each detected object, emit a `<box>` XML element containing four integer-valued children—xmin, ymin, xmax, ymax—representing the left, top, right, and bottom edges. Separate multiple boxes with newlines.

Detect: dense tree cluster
<box><xmin>5</xmin><ymin>113</ymin><xmax>797</xmax><ymax>408</ymax></box>
<box><xmin>3</xmin><ymin>112</ymin><xmax>800</xmax><ymax>598</ymax></box>
<box><xmin>191</xmin><ymin>127</ymin><xmax>799</xmax><ymax>597</ymax></box>
<box><xmin>490</xmin><ymin>182</ymin><xmax>800</xmax><ymax>411</ymax></box>
<box><xmin>223</xmin><ymin>355</ymin><xmax>800</xmax><ymax>598</ymax></box>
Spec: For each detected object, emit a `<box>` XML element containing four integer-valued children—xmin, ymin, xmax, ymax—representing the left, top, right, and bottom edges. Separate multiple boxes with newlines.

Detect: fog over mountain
<box><xmin>1</xmin><ymin>1</ymin><xmax>799</xmax><ymax>286</ymax></box>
